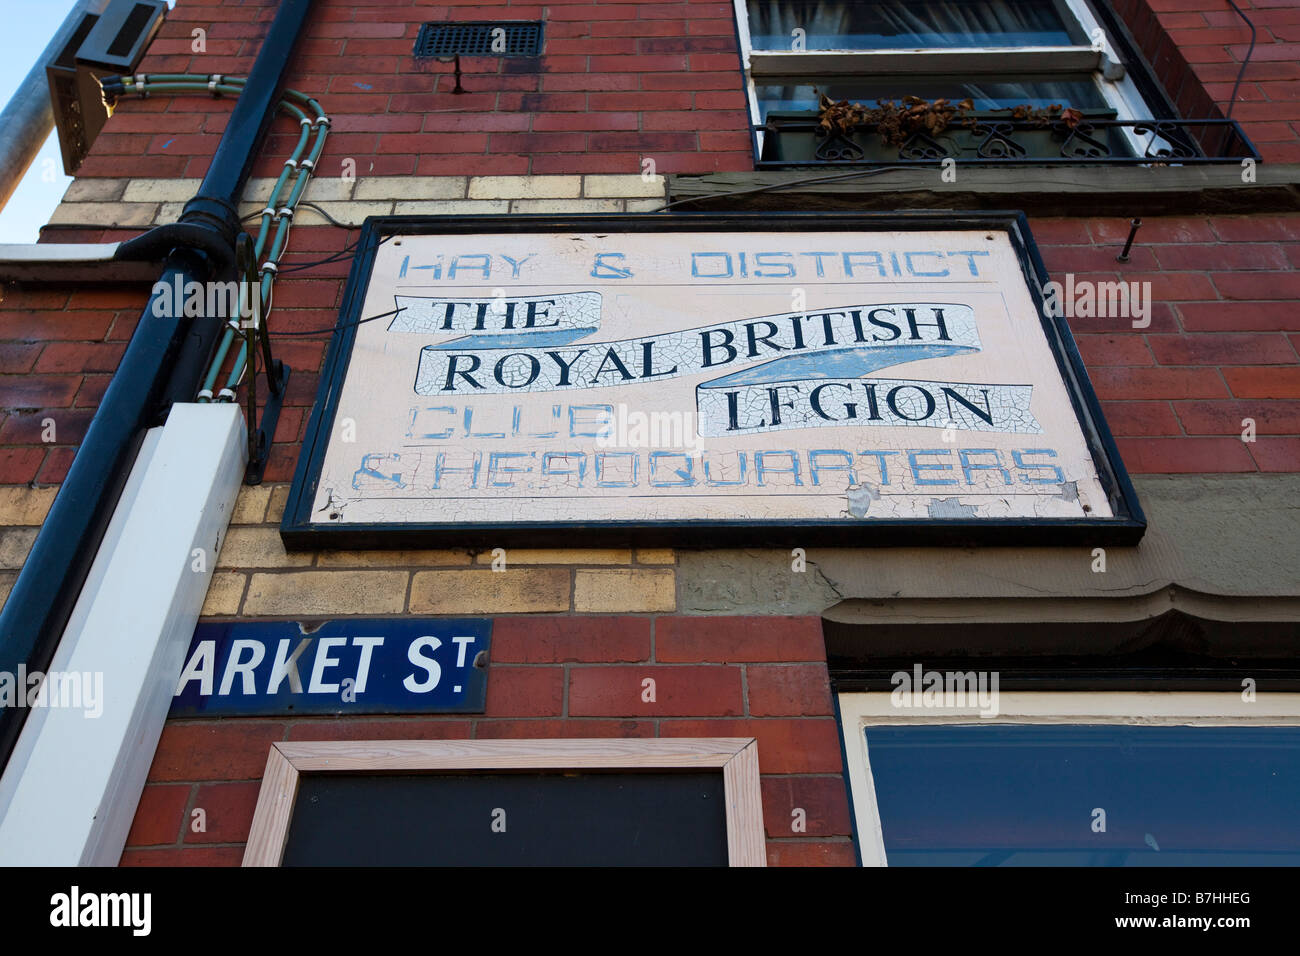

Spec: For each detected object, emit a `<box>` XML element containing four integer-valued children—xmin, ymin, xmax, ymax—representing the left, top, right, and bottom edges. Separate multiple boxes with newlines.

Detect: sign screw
<box><xmin>1116</xmin><ymin>218</ymin><xmax>1142</xmax><ymax>263</ymax></box>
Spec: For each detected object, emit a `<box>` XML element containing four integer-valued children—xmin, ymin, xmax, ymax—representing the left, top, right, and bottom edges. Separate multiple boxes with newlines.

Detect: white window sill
<box><xmin>749</xmin><ymin>47</ymin><xmax>1103</xmax><ymax>77</ymax></box>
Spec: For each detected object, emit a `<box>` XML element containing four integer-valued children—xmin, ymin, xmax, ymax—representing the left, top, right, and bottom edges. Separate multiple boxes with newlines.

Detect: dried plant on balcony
<box><xmin>816</xmin><ymin>94</ymin><xmax>975</xmax><ymax>147</ymax></box>
<box><xmin>815</xmin><ymin>93</ymin><xmax>1085</xmax><ymax>147</ymax></box>
<box><xmin>1003</xmin><ymin>103</ymin><xmax>1085</xmax><ymax>128</ymax></box>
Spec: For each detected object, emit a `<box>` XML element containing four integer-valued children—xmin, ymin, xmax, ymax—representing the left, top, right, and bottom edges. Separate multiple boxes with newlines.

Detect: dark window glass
<box><xmin>866</xmin><ymin>724</ymin><xmax>1300</xmax><ymax>866</ymax></box>
<box><xmin>747</xmin><ymin>0</ymin><xmax>1081</xmax><ymax>51</ymax></box>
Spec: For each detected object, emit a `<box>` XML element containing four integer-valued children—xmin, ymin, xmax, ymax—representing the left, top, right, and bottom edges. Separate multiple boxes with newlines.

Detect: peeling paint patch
<box><xmin>1056</xmin><ymin>480</ymin><xmax>1079</xmax><ymax>503</ymax></box>
<box><xmin>928</xmin><ymin>498</ymin><xmax>980</xmax><ymax>518</ymax></box>
<box><xmin>845</xmin><ymin>481</ymin><xmax>880</xmax><ymax>519</ymax></box>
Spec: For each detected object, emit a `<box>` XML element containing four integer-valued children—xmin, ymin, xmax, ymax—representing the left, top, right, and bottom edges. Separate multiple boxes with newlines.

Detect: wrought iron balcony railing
<box><xmin>755</xmin><ymin>115</ymin><xmax>1260</xmax><ymax>167</ymax></box>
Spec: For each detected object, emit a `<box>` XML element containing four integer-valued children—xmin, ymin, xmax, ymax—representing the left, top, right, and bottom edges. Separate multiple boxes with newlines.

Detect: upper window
<box><xmin>734</xmin><ymin>0</ymin><xmax>1205</xmax><ymax>165</ymax></box>
<box><xmin>746</xmin><ymin>0</ymin><xmax>1084</xmax><ymax>50</ymax></box>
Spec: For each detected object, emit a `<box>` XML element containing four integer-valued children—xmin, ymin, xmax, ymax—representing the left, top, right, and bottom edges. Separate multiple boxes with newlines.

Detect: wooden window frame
<box><xmin>242</xmin><ymin>737</ymin><xmax>767</xmax><ymax>867</ymax></box>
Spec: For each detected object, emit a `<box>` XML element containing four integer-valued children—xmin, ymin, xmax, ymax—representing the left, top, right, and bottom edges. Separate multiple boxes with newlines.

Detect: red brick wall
<box><xmin>1115</xmin><ymin>0</ymin><xmax>1300</xmax><ymax>162</ymax></box>
<box><xmin>77</xmin><ymin>0</ymin><xmax>754</xmax><ymax>182</ymax></box>
<box><xmin>9</xmin><ymin>0</ymin><xmax>1296</xmax><ymax>481</ymax></box>
<box><xmin>0</xmin><ymin>286</ymin><xmax>148</xmax><ymax>483</ymax></box>
<box><xmin>69</xmin><ymin>0</ymin><xmax>1300</xmax><ymax>178</ymax></box>
<box><xmin>6</xmin><ymin>212</ymin><xmax>1297</xmax><ymax>485</ymax></box>
<box><xmin>1031</xmin><ymin>215</ymin><xmax>1300</xmax><ymax>474</ymax></box>
<box><xmin>119</xmin><ymin>615</ymin><xmax>855</xmax><ymax>867</ymax></box>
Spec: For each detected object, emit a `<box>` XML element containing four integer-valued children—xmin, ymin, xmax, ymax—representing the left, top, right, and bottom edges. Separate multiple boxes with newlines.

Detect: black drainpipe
<box><xmin>0</xmin><ymin>0</ymin><xmax>316</xmax><ymax>772</ymax></box>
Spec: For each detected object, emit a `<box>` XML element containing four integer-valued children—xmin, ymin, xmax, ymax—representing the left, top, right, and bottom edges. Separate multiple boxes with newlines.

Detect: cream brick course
<box><xmin>509</xmin><ymin>199</ymin><xmax>622</xmax><ymax>214</ymax></box>
<box><xmin>301</xmin><ymin>178</ymin><xmax>359</xmax><ymax>202</ymax></box>
<box><xmin>122</xmin><ymin>179</ymin><xmax>202</xmax><ymax>203</ymax></box>
<box><xmin>392</xmin><ymin>200</ymin><xmax>510</xmax><ymax>216</ymax></box>
<box><xmin>266</xmin><ymin>485</ymin><xmax>291</xmax><ymax>523</ymax></box>
<box><xmin>216</xmin><ymin>527</ymin><xmax>312</xmax><ymax>569</ymax></box>
<box><xmin>574</xmin><ymin>568</ymin><xmax>675</xmax><ymax>612</ymax></box>
<box><xmin>0</xmin><ymin>486</ymin><xmax>58</xmax><ymax>526</ymax></box>
<box><xmin>635</xmin><ymin>549</ymin><xmax>676</xmax><ymax>565</ymax></box>
<box><xmin>353</xmin><ymin>176</ymin><xmax>467</xmax><ymax>200</ymax></box>
<box><xmin>63</xmin><ymin>178</ymin><xmax>127</xmax><ymax>202</ymax></box>
<box><xmin>49</xmin><ymin>202</ymin><xmax>160</xmax><ymax>227</ymax></box>
<box><xmin>243</xmin><ymin>571</ymin><xmax>408</xmax><ymax>615</ymax></box>
<box><xmin>231</xmin><ymin>485</ymin><xmax>271</xmax><ymax>524</ymax></box>
<box><xmin>468</xmin><ymin>176</ymin><xmax>581</xmax><ymax>200</ymax></box>
<box><xmin>316</xmin><ymin>550</ymin><xmax>472</xmax><ymax>568</ymax></box>
<box><xmin>240</xmin><ymin>178</ymin><xmax>280</xmax><ymax>203</ymax></box>
<box><xmin>248</xmin><ymin>201</ymin><xmax>392</xmax><ymax>225</ymax></box>
<box><xmin>583</xmin><ymin>175</ymin><xmax>666</xmax><ymax>198</ymax></box>
<box><xmin>294</xmin><ymin>200</ymin><xmax>394</xmax><ymax>223</ymax></box>
<box><xmin>240</xmin><ymin>177</ymin><xmax>356</xmax><ymax>203</ymax></box>
<box><xmin>200</xmin><ymin>572</ymin><xmax>246</xmax><ymax>616</ymax></box>
<box><xmin>0</xmin><ymin>529</ymin><xmax>38</xmax><ymax>570</ymax></box>
<box><xmin>244</xmin><ymin>178</ymin><xmax>282</xmax><ymax>204</ymax></box>
<box><xmin>410</xmin><ymin>569</ymin><xmax>570</xmax><ymax>614</ymax></box>
<box><xmin>473</xmin><ymin>548</ymin><xmax>631</xmax><ymax>566</ymax></box>
<box><xmin>624</xmin><ymin>198</ymin><xmax>667</xmax><ymax>213</ymax></box>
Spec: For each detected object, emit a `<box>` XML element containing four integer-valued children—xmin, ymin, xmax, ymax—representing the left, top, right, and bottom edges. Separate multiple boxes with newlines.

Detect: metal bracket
<box><xmin>235</xmin><ymin>234</ymin><xmax>290</xmax><ymax>485</ymax></box>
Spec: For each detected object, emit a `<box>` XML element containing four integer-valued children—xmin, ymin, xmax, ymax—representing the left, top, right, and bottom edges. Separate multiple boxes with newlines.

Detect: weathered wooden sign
<box><xmin>283</xmin><ymin>213</ymin><xmax>1143</xmax><ymax>547</ymax></box>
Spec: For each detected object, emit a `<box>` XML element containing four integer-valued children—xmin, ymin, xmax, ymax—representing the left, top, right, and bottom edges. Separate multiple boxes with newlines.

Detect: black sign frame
<box><xmin>281</xmin><ymin>211</ymin><xmax>1145</xmax><ymax>549</ymax></box>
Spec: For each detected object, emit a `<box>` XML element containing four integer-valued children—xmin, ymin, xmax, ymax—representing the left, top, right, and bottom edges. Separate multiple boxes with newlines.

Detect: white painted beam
<box><xmin>0</xmin><ymin>242</ymin><xmax>159</xmax><ymax>284</ymax></box>
<box><xmin>0</xmin><ymin>403</ymin><xmax>246</xmax><ymax>865</ymax></box>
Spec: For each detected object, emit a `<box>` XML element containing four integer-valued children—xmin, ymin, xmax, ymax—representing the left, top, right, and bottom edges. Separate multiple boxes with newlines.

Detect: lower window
<box><xmin>838</xmin><ymin>692</ymin><xmax>1300</xmax><ymax>866</ymax></box>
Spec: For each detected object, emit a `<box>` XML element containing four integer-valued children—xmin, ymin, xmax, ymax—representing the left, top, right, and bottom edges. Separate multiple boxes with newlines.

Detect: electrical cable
<box><xmin>111</xmin><ymin>72</ymin><xmax>331</xmax><ymax>401</ymax></box>
<box><xmin>296</xmin><ymin>201</ymin><xmax>368</xmax><ymax>230</ymax></box>
<box><xmin>649</xmin><ymin>164</ymin><xmax>921</xmax><ymax>211</ymax></box>
<box><xmin>273</xmin><ymin>230</ymin><xmax>404</xmax><ymax>276</ymax></box>
<box><xmin>1223</xmin><ymin>0</ymin><xmax>1256</xmax><ymax>120</ymax></box>
<box><xmin>275</xmin><ymin>239</ymin><xmax>360</xmax><ymax>273</ymax></box>
<box><xmin>270</xmin><ymin>306</ymin><xmax>406</xmax><ymax>337</ymax></box>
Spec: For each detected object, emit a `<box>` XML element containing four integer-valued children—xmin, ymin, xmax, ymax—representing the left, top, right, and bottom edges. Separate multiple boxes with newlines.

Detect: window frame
<box><xmin>242</xmin><ymin>737</ymin><xmax>767</xmax><ymax>867</ymax></box>
<box><xmin>837</xmin><ymin>690</ymin><xmax>1300</xmax><ymax>867</ymax></box>
<box><xmin>734</xmin><ymin>0</ymin><xmax>1165</xmax><ymax>160</ymax></box>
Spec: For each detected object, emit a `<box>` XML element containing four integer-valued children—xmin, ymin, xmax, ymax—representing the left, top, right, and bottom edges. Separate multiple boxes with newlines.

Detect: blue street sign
<box><xmin>170</xmin><ymin>619</ymin><xmax>491</xmax><ymax>717</ymax></box>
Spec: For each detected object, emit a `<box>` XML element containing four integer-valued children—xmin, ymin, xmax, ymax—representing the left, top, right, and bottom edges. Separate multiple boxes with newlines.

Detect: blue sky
<box><xmin>0</xmin><ymin>0</ymin><xmax>175</xmax><ymax>243</ymax></box>
<box><xmin>0</xmin><ymin>0</ymin><xmax>80</xmax><ymax>243</ymax></box>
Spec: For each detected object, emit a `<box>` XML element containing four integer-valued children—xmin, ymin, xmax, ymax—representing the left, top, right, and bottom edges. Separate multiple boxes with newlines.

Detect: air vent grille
<box><xmin>414</xmin><ymin>21</ymin><xmax>543</xmax><ymax>58</ymax></box>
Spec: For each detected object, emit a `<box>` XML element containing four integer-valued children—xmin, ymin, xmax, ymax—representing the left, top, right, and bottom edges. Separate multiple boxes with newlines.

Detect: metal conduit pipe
<box><xmin>0</xmin><ymin>0</ymin><xmax>317</xmax><ymax>772</ymax></box>
<box><xmin>0</xmin><ymin>0</ymin><xmax>111</xmax><ymax>212</ymax></box>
